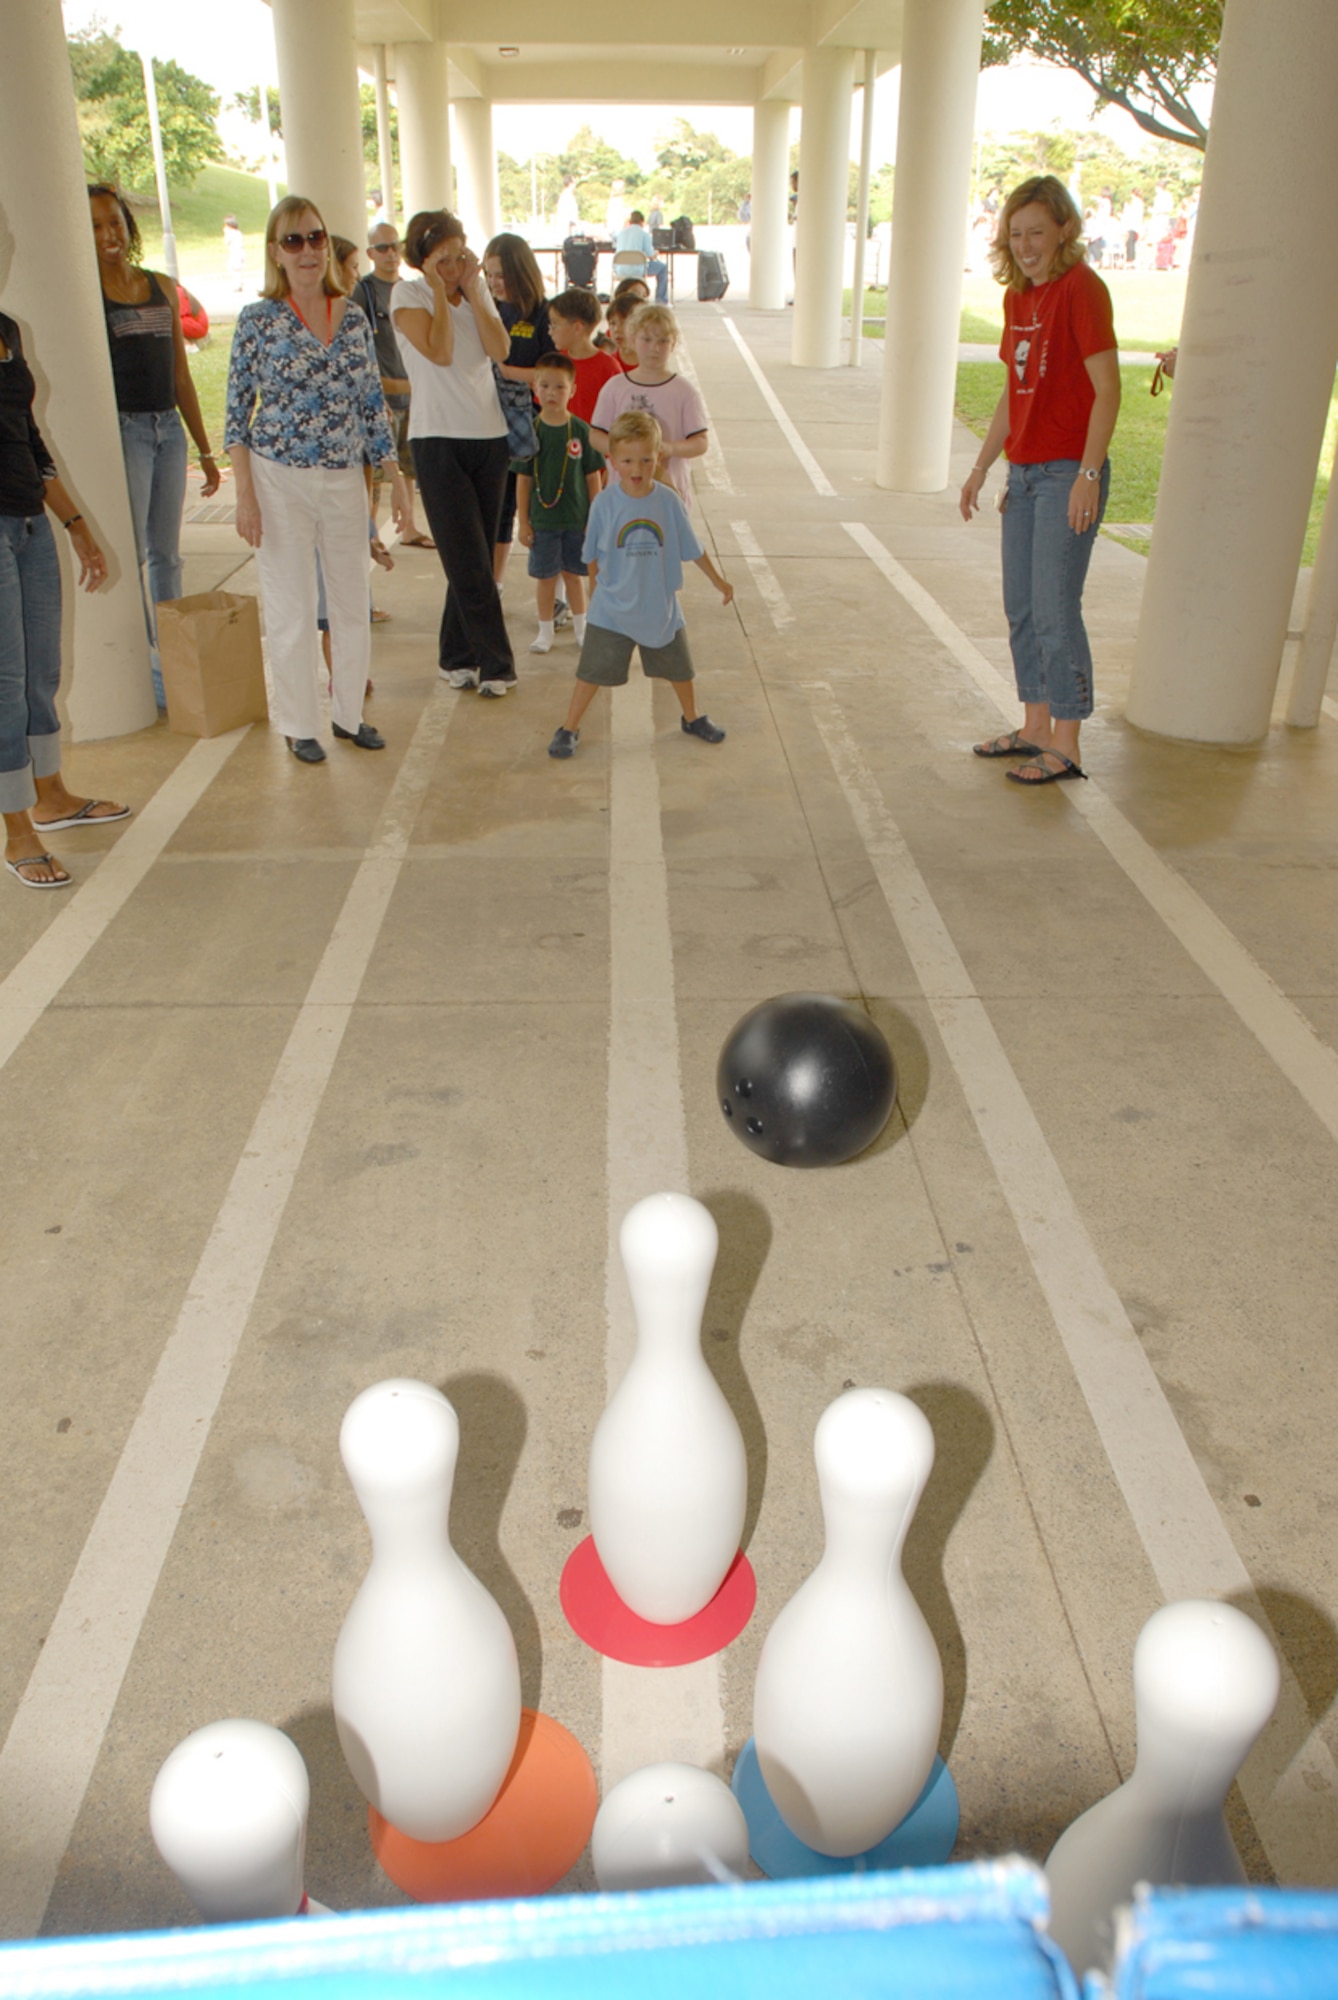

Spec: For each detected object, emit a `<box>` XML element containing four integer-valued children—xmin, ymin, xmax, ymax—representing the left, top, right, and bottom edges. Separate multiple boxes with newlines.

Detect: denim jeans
<box><xmin>1000</xmin><ymin>457</ymin><xmax>1109</xmax><ymax>722</ymax></box>
<box><xmin>119</xmin><ymin>408</ymin><xmax>188</xmax><ymax>704</ymax></box>
<box><xmin>0</xmin><ymin>512</ymin><xmax>62</xmax><ymax>814</ymax></box>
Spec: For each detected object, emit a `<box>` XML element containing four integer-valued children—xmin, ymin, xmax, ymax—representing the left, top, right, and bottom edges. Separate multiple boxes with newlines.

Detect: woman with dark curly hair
<box><xmin>392</xmin><ymin>211</ymin><xmax>516</xmax><ymax>695</ymax></box>
<box><xmin>88</xmin><ymin>183</ymin><xmax>219</xmax><ymax>705</ymax></box>
<box><xmin>960</xmin><ymin>175</ymin><xmax>1120</xmax><ymax>784</ymax></box>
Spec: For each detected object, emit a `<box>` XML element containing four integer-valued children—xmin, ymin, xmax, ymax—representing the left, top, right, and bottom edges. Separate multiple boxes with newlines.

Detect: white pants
<box><xmin>250</xmin><ymin>456</ymin><xmax>370</xmax><ymax>742</ymax></box>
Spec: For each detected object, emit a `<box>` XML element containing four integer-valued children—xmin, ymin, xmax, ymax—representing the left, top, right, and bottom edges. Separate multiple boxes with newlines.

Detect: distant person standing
<box><xmin>89</xmin><ymin>182</ymin><xmax>220</xmax><ymax>707</ymax></box>
<box><xmin>554</xmin><ymin>176</ymin><xmax>581</xmax><ymax>236</ymax></box>
<box><xmin>223</xmin><ymin>213</ymin><xmax>246</xmax><ymax>293</ymax></box>
<box><xmin>605</xmin><ymin>180</ymin><xmax>629</xmax><ymax>237</ymax></box>
<box><xmin>353</xmin><ymin>223</ymin><xmax>433</xmax><ymax>545</ymax></box>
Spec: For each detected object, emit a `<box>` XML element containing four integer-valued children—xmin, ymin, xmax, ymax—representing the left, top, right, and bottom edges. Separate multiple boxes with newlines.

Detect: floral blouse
<box><xmin>224</xmin><ymin>298</ymin><xmax>395</xmax><ymax>469</ymax></box>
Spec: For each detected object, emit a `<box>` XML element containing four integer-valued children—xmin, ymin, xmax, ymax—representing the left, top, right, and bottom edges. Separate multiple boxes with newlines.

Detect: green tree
<box><xmin>232</xmin><ymin>84</ymin><xmax>283</xmax><ymax>137</ymax></box>
<box><xmin>70</xmin><ymin>28</ymin><xmax>223</xmax><ymax>189</ymax></box>
<box><xmin>358</xmin><ymin>82</ymin><xmax>398</xmax><ymax>168</ymax></box>
<box><xmin>982</xmin><ymin>0</ymin><xmax>1221</xmax><ymax>149</ymax></box>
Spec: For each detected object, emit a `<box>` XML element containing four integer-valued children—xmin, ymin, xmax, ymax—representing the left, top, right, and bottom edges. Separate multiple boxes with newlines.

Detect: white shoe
<box><xmin>441</xmin><ymin>667</ymin><xmax>478</xmax><ymax>688</ymax></box>
<box><xmin>478</xmin><ymin>678</ymin><xmax>515</xmax><ymax>698</ymax></box>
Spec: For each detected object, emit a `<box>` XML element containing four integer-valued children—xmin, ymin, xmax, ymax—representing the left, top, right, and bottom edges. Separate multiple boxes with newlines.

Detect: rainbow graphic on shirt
<box><xmin>615</xmin><ymin>517</ymin><xmax>665</xmax><ymax>547</ymax></box>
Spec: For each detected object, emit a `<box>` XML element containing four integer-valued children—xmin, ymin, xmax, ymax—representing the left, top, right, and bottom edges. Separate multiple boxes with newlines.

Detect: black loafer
<box><xmin>332</xmin><ymin>722</ymin><xmax>385</xmax><ymax>749</ymax></box>
<box><xmin>286</xmin><ymin>736</ymin><xmax>326</xmax><ymax>763</ymax></box>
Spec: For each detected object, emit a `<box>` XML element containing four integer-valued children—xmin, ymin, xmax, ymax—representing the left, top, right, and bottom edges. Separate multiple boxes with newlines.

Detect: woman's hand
<box><xmin>959</xmin><ymin>466</ymin><xmax>986</xmax><ymax>522</ymax></box>
<box><xmin>388</xmin><ymin>471</ymin><xmax>412</xmax><ymax>540</ymax></box>
<box><xmin>235</xmin><ymin>489</ymin><xmax>263</xmax><ymax>548</ymax></box>
<box><xmin>199</xmin><ymin>454</ymin><xmax>222</xmax><ymax>499</ymax></box>
<box><xmin>459</xmin><ymin>248</ymin><xmax>482</xmax><ymax>292</ymax></box>
<box><xmin>1069</xmin><ymin>472</ymin><xmax>1099</xmax><ymax>534</ymax></box>
<box><xmin>70</xmin><ymin>521</ymin><xmax>107</xmax><ymax>591</ymax></box>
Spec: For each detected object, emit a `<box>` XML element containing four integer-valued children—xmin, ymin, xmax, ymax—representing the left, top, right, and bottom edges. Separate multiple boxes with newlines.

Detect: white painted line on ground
<box><xmin>719</xmin><ymin>317</ymin><xmax>837</xmax><ymax>497</ymax></box>
<box><xmin>601</xmin><ymin>673</ymin><xmax>725</xmax><ymax>1789</ymax></box>
<box><xmin>675</xmin><ymin>341</ymin><xmax>733</xmax><ymax>493</ymax></box>
<box><xmin>808</xmin><ymin>686</ymin><xmax>1338</xmax><ymax>1885</ymax></box>
<box><xmin>0</xmin><ymin>696</ymin><xmax>453</xmax><ymax>1941</ymax></box>
<box><xmin>729</xmin><ymin>521</ymin><xmax>797</xmax><ymax>633</ymax></box>
<box><xmin>0</xmin><ymin>730</ymin><xmax>249</xmax><ymax>1075</ymax></box>
<box><xmin>842</xmin><ymin>518</ymin><xmax>1338</xmax><ymax>1153</ymax></box>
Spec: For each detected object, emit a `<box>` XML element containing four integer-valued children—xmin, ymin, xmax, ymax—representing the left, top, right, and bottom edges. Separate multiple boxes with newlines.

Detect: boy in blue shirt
<box><xmin>547</xmin><ymin>410</ymin><xmax>733</xmax><ymax>759</ymax></box>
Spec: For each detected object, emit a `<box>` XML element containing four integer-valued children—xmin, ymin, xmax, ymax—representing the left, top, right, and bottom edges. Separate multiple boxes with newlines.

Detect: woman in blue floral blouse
<box><xmin>225</xmin><ymin>196</ymin><xmax>408</xmax><ymax>763</ymax></box>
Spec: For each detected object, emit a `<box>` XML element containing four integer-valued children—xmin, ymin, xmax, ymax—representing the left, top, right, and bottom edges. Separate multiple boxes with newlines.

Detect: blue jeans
<box><xmin>0</xmin><ymin>513</ymin><xmax>62</xmax><ymax>814</ymax></box>
<box><xmin>1001</xmin><ymin>458</ymin><xmax>1109</xmax><ymax>722</ymax></box>
<box><xmin>648</xmin><ymin>257</ymin><xmax>669</xmax><ymax>303</ymax></box>
<box><xmin>119</xmin><ymin>408</ymin><xmax>187</xmax><ymax>703</ymax></box>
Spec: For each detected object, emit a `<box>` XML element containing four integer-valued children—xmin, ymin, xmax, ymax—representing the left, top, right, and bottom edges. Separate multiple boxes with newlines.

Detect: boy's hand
<box><xmin>717</xmin><ymin>580</ymin><xmax>734</xmax><ymax>606</ymax></box>
<box><xmin>518</xmin><ymin>521</ymin><xmax>534</xmax><ymax>548</ymax></box>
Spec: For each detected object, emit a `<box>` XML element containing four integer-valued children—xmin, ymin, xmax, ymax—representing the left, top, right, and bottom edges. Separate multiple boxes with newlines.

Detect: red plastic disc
<box><xmin>559</xmin><ymin>1536</ymin><xmax>756</xmax><ymax>1666</ymax></box>
<box><xmin>368</xmin><ymin>1708</ymin><xmax>597</xmax><ymax>1902</ymax></box>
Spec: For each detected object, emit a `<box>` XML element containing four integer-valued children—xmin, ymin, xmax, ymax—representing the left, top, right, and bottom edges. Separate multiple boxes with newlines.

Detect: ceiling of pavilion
<box><xmin>351</xmin><ymin>0</ymin><xmax>903</xmax><ymax>103</ymax></box>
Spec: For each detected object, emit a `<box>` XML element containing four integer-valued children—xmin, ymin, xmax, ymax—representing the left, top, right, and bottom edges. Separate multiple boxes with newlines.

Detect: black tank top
<box><xmin>102</xmin><ymin>271</ymin><xmax>176</xmax><ymax>413</ymax></box>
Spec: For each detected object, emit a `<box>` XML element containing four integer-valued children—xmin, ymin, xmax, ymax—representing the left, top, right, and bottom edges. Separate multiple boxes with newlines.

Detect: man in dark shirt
<box><xmin>353</xmin><ymin>225</ymin><xmax>433</xmax><ymax>547</ymax></box>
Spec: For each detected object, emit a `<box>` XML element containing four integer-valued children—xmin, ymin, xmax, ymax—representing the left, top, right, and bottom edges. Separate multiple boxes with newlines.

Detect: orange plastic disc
<box><xmin>368</xmin><ymin>1708</ymin><xmax>597</xmax><ymax>1902</ymax></box>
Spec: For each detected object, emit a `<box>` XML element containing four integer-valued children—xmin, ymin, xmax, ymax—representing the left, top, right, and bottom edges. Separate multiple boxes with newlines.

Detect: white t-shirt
<box><xmin>390</xmin><ymin>275</ymin><xmax>506</xmax><ymax>440</ymax></box>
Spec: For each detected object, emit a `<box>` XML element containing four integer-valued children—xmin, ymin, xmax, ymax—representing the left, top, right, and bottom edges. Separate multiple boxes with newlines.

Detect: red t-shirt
<box><xmin>568</xmin><ymin>348</ymin><xmax>623</xmax><ymax>423</ymax></box>
<box><xmin>1000</xmin><ymin>261</ymin><xmax>1116</xmax><ymax>464</ymax></box>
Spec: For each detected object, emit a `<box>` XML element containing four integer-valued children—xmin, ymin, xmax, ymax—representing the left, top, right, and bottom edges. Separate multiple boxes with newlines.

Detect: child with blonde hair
<box><xmin>547</xmin><ymin>410</ymin><xmax>732</xmax><ymax>759</ymax></box>
<box><xmin>590</xmin><ymin>305</ymin><xmax>708</xmax><ymax>510</ymax></box>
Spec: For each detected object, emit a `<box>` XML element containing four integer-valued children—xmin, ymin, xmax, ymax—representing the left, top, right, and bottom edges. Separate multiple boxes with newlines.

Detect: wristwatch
<box><xmin>1081</xmin><ymin>466</ymin><xmax>1100</xmax><ymax>482</ymax></box>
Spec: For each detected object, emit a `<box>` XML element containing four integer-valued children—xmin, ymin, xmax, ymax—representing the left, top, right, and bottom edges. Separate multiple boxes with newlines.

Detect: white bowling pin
<box><xmin>752</xmin><ymin>1388</ymin><xmax>941</xmax><ymax>1858</ymax></box>
<box><xmin>332</xmin><ymin>1380</ymin><xmax>521</xmax><ymax>1843</ymax></box>
<box><xmin>1046</xmin><ymin>1598</ymin><xmax>1279</xmax><ymax>1976</ymax></box>
<box><xmin>592</xmin><ymin>1762</ymin><xmax>750</xmax><ymax>1890</ymax></box>
<box><xmin>150</xmin><ymin>1719</ymin><xmax>315</xmax><ymax>1921</ymax></box>
<box><xmin>588</xmin><ymin>1193</ymin><xmax>747</xmax><ymax>1625</ymax></box>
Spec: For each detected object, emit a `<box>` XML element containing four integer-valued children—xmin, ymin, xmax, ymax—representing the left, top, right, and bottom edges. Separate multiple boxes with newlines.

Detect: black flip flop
<box><xmin>973</xmin><ymin>731</ymin><xmax>1042</xmax><ymax>759</ymax></box>
<box><xmin>1006</xmin><ymin>752</ymin><xmax>1088</xmax><ymax>784</ymax></box>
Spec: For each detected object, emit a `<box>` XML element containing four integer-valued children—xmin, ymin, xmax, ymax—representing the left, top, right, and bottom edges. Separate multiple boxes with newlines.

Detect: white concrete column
<box><xmin>792</xmin><ymin>47</ymin><xmax>856</xmax><ymax>368</ymax></box>
<box><xmin>372</xmin><ymin>46</ymin><xmax>396</xmax><ymax>228</ymax></box>
<box><xmin>876</xmin><ymin>0</ymin><xmax>984</xmax><ymax>489</ymax></box>
<box><xmin>1</xmin><ymin>0</ymin><xmax>154</xmax><ymax>741</ymax></box>
<box><xmin>848</xmin><ymin>51</ymin><xmax>878</xmax><ymax>367</ymax></box>
<box><xmin>749</xmin><ymin>98</ymin><xmax>791</xmax><ymax>310</ymax></box>
<box><xmin>452</xmin><ymin>96</ymin><xmax>499</xmax><ymax>244</ymax></box>
<box><xmin>396</xmin><ymin>40</ymin><xmax>452</xmax><ymax>221</ymax></box>
<box><xmin>1287</xmin><ymin>437</ymin><xmax>1338</xmax><ymax>727</ymax></box>
<box><xmin>271</xmin><ymin>0</ymin><xmax>366</xmax><ymax>241</ymax></box>
<box><xmin>1128</xmin><ymin>0</ymin><xmax>1338</xmax><ymax>743</ymax></box>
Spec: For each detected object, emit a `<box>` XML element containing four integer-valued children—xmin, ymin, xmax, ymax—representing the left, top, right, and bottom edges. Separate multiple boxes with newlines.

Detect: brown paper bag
<box><xmin>157</xmin><ymin>591</ymin><xmax>268</xmax><ymax>737</ymax></box>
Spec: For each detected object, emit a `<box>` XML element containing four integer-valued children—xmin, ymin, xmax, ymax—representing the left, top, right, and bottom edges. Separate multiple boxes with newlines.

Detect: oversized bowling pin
<box><xmin>1046</xmin><ymin>1598</ymin><xmax>1280</xmax><ymax>1976</ymax></box>
<box><xmin>588</xmin><ymin>1192</ymin><xmax>747</xmax><ymax>1624</ymax></box>
<box><xmin>752</xmin><ymin>1388</ymin><xmax>941</xmax><ymax>1857</ymax></box>
<box><xmin>150</xmin><ymin>1720</ymin><xmax>318</xmax><ymax>1921</ymax></box>
<box><xmin>592</xmin><ymin>1762</ymin><xmax>750</xmax><ymax>1890</ymax></box>
<box><xmin>332</xmin><ymin>1380</ymin><xmax>521</xmax><ymax>1843</ymax></box>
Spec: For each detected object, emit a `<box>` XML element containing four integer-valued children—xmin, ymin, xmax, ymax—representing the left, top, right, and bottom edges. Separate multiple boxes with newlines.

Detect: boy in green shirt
<box><xmin>516</xmin><ymin>352</ymin><xmax>605</xmax><ymax>654</ymax></box>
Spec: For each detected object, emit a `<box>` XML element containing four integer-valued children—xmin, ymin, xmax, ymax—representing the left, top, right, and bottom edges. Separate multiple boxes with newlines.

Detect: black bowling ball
<box><xmin>716</xmin><ymin>993</ymin><xmax>896</xmax><ymax>1168</ymax></box>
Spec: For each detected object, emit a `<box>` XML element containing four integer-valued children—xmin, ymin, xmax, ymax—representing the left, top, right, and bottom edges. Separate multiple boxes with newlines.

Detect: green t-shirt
<box><xmin>521</xmin><ymin>415</ymin><xmax>604</xmax><ymax>534</ymax></box>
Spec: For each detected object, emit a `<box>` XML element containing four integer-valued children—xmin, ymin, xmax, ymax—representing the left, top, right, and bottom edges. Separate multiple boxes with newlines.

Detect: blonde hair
<box><xmin>630</xmin><ymin>303</ymin><xmax>678</xmax><ymax>344</ymax></box>
<box><xmin>989</xmin><ymin>175</ymin><xmax>1086</xmax><ymax>293</ymax></box>
<box><xmin>262</xmin><ymin>196</ymin><xmax>340</xmax><ymax>301</ymax></box>
<box><xmin>608</xmin><ymin>409</ymin><xmax>662</xmax><ymax>454</ymax></box>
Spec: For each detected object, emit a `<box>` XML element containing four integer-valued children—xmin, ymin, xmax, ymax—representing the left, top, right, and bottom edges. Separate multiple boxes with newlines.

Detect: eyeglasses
<box><xmin>370</xmin><ymin>240</ymin><xmax>401</xmax><ymax>252</ymax></box>
<box><xmin>278</xmin><ymin>229</ymin><xmax>328</xmax><ymax>252</ymax></box>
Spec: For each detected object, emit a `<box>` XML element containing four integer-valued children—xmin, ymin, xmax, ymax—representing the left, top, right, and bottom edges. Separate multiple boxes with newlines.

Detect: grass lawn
<box><xmin>134</xmin><ymin>163</ymin><xmax>282</xmax><ymax>283</ymax></box>
<box><xmin>186</xmin><ymin>335</ymin><xmax>233</xmax><ymax>468</ymax></box>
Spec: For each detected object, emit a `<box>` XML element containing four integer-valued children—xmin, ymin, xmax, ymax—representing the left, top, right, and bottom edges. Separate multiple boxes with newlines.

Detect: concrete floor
<box><xmin>3</xmin><ymin>303</ymin><xmax>1337</xmax><ymax>1940</ymax></box>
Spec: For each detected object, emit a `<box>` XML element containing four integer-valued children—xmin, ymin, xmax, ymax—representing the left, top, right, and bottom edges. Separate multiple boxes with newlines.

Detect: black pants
<box><xmin>411</xmin><ymin>435</ymin><xmax>516</xmax><ymax>685</ymax></box>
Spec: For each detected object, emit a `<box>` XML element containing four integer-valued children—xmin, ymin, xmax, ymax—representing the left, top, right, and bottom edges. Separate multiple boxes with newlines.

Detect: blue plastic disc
<box><xmin>731</xmin><ymin>1737</ymin><xmax>958</xmax><ymax>1878</ymax></box>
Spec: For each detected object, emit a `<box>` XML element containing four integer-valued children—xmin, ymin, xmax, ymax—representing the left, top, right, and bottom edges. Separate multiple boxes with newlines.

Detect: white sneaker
<box><xmin>477</xmin><ymin>678</ymin><xmax>515</xmax><ymax>698</ymax></box>
<box><xmin>441</xmin><ymin>667</ymin><xmax>478</xmax><ymax>688</ymax></box>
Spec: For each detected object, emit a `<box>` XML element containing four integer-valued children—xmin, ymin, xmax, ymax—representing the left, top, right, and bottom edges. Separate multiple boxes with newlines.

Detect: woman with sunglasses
<box><xmin>392</xmin><ymin>211</ymin><xmax>517</xmax><ymax>695</ymax></box>
<box><xmin>225</xmin><ymin>197</ymin><xmax>408</xmax><ymax>763</ymax></box>
<box><xmin>88</xmin><ymin>183</ymin><xmax>219</xmax><ymax>706</ymax></box>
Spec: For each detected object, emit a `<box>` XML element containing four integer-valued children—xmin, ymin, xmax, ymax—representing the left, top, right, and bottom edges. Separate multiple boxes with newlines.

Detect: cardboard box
<box><xmin>157</xmin><ymin>591</ymin><xmax>268</xmax><ymax>737</ymax></box>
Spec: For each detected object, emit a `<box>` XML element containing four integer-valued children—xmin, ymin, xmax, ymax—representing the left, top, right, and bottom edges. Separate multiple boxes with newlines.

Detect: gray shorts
<box><xmin>577</xmin><ymin>623</ymin><xmax>695</xmax><ymax>686</ymax></box>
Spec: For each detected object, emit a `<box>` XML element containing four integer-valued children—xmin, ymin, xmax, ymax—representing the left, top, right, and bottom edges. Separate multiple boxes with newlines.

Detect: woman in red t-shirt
<box><xmin>960</xmin><ymin>176</ymin><xmax>1120</xmax><ymax>783</ymax></box>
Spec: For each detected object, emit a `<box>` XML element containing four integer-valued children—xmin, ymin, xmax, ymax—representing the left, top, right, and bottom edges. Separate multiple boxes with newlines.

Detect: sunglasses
<box><xmin>370</xmin><ymin>241</ymin><xmax>401</xmax><ymax>252</ymax></box>
<box><xmin>278</xmin><ymin>228</ymin><xmax>328</xmax><ymax>252</ymax></box>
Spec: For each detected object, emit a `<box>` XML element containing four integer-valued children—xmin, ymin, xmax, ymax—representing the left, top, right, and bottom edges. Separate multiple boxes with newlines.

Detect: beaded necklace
<box><xmin>534</xmin><ymin>418</ymin><xmax>574</xmax><ymax>511</ymax></box>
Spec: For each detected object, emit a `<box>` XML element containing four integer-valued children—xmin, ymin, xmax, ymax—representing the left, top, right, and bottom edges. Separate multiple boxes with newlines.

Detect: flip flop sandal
<box><xmin>6</xmin><ymin>852</ymin><xmax>72</xmax><ymax>889</ymax></box>
<box><xmin>32</xmin><ymin>800</ymin><xmax>131</xmax><ymax>831</ymax></box>
<box><xmin>973</xmin><ymin>731</ymin><xmax>1042</xmax><ymax>759</ymax></box>
<box><xmin>1006</xmin><ymin>752</ymin><xmax>1088</xmax><ymax>784</ymax></box>
<box><xmin>401</xmin><ymin>533</ymin><xmax>435</xmax><ymax>549</ymax></box>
